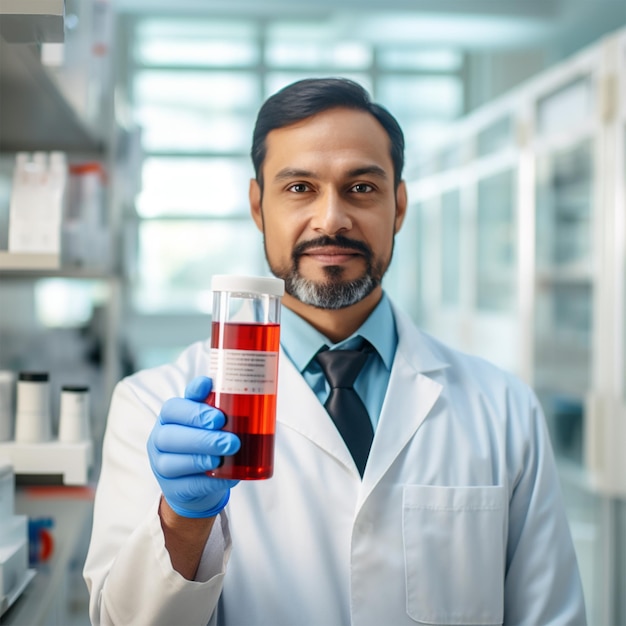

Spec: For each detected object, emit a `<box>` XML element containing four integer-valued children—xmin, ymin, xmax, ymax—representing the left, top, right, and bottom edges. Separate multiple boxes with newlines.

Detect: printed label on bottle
<box><xmin>209</xmin><ymin>349</ymin><xmax>278</xmax><ymax>395</ymax></box>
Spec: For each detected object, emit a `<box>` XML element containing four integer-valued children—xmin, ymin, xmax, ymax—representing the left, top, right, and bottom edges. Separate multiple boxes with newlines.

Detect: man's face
<box><xmin>249</xmin><ymin>107</ymin><xmax>407</xmax><ymax>309</ymax></box>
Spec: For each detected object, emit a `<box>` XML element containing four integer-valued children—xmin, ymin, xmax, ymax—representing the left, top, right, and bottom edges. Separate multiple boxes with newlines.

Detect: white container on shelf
<box><xmin>62</xmin><ymin>161</ymin><xmax>109</xmax><ymax>269</ymax></box>
<box><xmin>7</xmin><ymin>152</ymin><xmax>66</xmax><ymax>256</ymax></box>
<box><xmin>58</xmin><ymin>385</ymin><xmax>91</xmax><ymax>443</ymax></box>
<box><xmin>14</xmin><ymin>372</ymin><xmax>51</xmax><ymax>444</ymax></box>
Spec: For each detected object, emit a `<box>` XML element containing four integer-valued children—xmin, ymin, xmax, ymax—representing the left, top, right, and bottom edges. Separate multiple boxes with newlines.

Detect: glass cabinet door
<box><xmin>535</xmin><ymin>141</ymin><xmax>593</xmax><ymax>272</ymax></box>
<box><xmin>440</xmin><ymin>189</ymin><xmax>461</xmax><ymax>308</ymax></box>
<box><xmin>475</xmin><ymin>170</ymin><xmax>516</xmax><ymax>313</ymax></box>
<box><xmin>533</xmin><ymin>140</ymin><xmax>594</xmax><ymax>464</ymax></box>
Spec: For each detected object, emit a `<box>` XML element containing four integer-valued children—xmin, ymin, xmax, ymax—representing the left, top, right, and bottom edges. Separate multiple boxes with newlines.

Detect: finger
<box><xmin>160</xmin><ymin>397</ymin><xmax>225</xmax><ymax>429</ymax></box>
<box><xmin>150</xmin><ymin>449</ymin><xmax>223</xmax><ymax>476</ymax></box>
<box><xmin>152</xmin><ymin>423</ymin><xmax>240</xmax><ymax>456</ymax></box>
<box><xmin>184</xmin><ymin>376</ymin><xmax>213</xmax><ymax>402</ymax></box>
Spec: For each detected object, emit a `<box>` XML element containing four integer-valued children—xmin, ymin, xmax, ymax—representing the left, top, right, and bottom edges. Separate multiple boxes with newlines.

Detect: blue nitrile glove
<box><xmin>147</xmin><ymin>376</ymin><xmax>240</xmax><ymax>518</ymax></box>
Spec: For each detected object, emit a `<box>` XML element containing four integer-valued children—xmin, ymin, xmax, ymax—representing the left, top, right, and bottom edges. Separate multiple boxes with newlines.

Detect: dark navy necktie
<box><xmin>315</xmin><ymin>343</ymin><xmax>374</xmax><ymax>476</ymax></box>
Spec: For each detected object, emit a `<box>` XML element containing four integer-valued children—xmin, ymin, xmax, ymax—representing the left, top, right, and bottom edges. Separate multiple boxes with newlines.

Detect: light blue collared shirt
<box><xmin>279</xmin><ymin>293</ymin><xmax>398</xmax><ymax>431</ymax></box>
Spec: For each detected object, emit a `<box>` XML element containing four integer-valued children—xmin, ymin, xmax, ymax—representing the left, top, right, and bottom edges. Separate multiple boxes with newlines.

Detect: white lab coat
<box><xmin>84</xmin><ymin>303</ymin><xmax>586</xmax><ymax>626</ymax></box>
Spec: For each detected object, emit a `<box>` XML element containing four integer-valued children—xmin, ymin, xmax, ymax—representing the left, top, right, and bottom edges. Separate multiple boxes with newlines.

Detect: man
<box><xmin>84</xmin><ymin>78</ymin><xmax>586</xmax><ymax>625</ymax></box>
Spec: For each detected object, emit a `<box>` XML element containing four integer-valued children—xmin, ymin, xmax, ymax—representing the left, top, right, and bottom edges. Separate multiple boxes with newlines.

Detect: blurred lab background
<box><xmin>1</xmin><ymin>0</ymin><xmax>626</xmax><ymax>624</ymax></box>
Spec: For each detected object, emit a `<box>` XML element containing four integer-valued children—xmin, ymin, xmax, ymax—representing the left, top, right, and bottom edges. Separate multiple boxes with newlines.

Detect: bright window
<box><xmin>378</xmin><ymin>47</ymin><xmax>463</xmax><ymax>71</ymax></box>
<box><xmin>134</xmin><ymin>220</ymin><xmax>264</xmax><ymax>313</ymax></box>
<box><xmin>134</xmin><ymin>19</ymin><xmax>258</xmax><ymax>67</ymax></box>
<box><xmin>35</xmin><ymin>279</ymin><xmax>108</xmax><ymax>328</ymax></box>
<box><xmin>265</xmin><ymin>41</ymin><xmax>372</xmax><ymax>69</ymax></box>
<box><xmin>136</xmin><ymin>157</ymin><xmax>252</xmax><ymax>218</ymax></box>
<box><xmin>136</xmin><ymin>106</ymin><xmax>254</xmax><ymax>153</ymax></box>
<box><xmin>378</xmin><ymin>75</ymin><xmax>463</xmax><ymax>118</ymax></box>
<box><xmin>133</xmin><ymin>71</ymin><xmax>259</xmax><ymax>113</ymax></box>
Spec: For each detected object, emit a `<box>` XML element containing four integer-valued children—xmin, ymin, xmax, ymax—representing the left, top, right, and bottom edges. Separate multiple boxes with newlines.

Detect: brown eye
<box><xmin>288</xmin><ymin>183</ymin><xmax>309</xmax><ymax>193</ymax></box>
<box><xmin>351</xmin><ymin>183</ymin><xmax>373</xmax><ymax>193</ymax></box>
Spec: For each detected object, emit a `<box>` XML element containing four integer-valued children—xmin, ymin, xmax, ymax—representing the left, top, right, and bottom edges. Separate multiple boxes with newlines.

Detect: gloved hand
<box><xmin>147</xmin><ymin>376</ymin><xmax>240</xmax><ymax>518</ymax></box>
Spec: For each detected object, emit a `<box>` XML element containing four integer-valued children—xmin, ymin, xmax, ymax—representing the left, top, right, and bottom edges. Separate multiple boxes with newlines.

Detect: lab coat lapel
<box><xmin>358</xmin><ymin>352</ymin><xmax>442</xmax><ymax>502</ymax></box>
<box><xmin>276</xmin><ymin>349</ymin><xmax>355</xmax><ymax>473</ymax></box>
<box><xmin>359</xmin><ymin>306</ymin><xmax>448</xmax><ymax>504</ymax></box>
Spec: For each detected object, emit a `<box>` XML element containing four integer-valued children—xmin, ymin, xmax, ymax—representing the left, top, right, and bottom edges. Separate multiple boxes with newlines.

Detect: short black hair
<box><xmin>251</xmin><ymin>77</ymin><xmax>405</xmax><ymax>190</ymax></box>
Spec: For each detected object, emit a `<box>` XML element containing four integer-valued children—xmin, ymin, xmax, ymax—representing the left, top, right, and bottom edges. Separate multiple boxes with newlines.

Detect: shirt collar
<box><xmin>280</xmin><ymin>292</ymin><xmax>397</xmax><ymax>373</ymax></box>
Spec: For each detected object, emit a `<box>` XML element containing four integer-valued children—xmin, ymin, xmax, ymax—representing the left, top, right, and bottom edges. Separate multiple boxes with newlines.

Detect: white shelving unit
<box><xmin>0</xmin><ymin>0</ymin><xmax>121</xmax><ymax>427</ymax></box>
<box><xmin>406</xmin><ymin>26</ymin><xmax>626</xmax><ymax>626</ymax></box>
<box><xmin>0</xmin><ymin>2</ymin><xmax>117</xmax><ymax>623</ymax></box>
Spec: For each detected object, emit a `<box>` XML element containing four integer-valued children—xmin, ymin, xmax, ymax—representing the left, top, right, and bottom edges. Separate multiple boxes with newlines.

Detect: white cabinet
<box><xmin>404</xmin><ymin>26</ymin><xmax>626</xmax><ymax>626</ymax></box>
<box><xmin>406</xmin><ymin>27</ymin><xmax>626</xmax><ymax>488</ymax></box>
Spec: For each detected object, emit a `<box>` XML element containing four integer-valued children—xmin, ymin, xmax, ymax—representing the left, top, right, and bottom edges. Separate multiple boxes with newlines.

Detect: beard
<box><xmin>267</xmin><ymin>234</ymin><xmax>390</xmax><ymax>310</ymax></box>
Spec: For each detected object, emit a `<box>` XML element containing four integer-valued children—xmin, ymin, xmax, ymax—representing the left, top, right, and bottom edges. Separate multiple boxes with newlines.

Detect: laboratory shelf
<box><xmin>0</xmin><ymin>251</ymin><xmax>60</xmax><ymax>272</ymax></box>
<box><xmin>0</xmin><ymin>40</ymin><xmax>105</xmax><ymax>154</ymax></box>
<box><xmin>0</xmin><ymin>441</ymin><xmax>93</xmax><ymax>486</ymax></box>
<box><xmin>0</xmin><ymin>0</ymin><xmax>64</xmax><ymax>44</ymax></box>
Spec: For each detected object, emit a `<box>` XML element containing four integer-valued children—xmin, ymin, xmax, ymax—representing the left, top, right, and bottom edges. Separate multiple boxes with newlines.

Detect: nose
<box><xmin>310</xmin><ymin>189</ymin><xmax>352</xmax><ymax>236</ymax></box>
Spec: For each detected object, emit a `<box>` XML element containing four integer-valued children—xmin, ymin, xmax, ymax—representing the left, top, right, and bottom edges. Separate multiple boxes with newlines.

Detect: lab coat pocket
<box><xmin>403</xmin><ymin>485</ymin><xmax>506</xmax><ymax>625</ymax></box>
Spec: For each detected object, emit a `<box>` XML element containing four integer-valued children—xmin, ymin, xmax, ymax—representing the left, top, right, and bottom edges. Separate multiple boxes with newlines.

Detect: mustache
<box><xmin>292</xmin><ymin>235</ymin><xmax>373</xmax><ymax>260</ymax></box>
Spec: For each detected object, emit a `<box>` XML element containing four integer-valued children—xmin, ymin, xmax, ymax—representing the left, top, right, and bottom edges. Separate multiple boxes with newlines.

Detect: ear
<box><xmin>249</xmin><ymin>178</ymin><xmax>264</xmax><ymax>233</ymax></box>
<box><xmin>394</xmin><ymin>180</ymin><xmax>408</xmax><ymax>234</ymax></box>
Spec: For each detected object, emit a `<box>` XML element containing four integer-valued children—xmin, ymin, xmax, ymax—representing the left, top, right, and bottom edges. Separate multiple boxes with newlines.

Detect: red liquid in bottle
<box><xmin>206</xmin><ymin>321</ymin><xmax>280</xmax><ymax>480</ymax></box>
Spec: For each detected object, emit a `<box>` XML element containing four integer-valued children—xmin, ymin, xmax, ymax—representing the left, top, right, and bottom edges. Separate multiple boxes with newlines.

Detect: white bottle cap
<box><xmin>211</xmin><ymin>275</ymin><xmax>285</xmax><ymax>297</ymax></box>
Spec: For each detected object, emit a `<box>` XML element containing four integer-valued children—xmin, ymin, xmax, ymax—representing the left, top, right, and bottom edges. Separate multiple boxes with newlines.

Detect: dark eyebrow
<box><xmin>347</xmin><ymin>165</ymin><xmax>388</xmax><ymax>180</ymax></box>
<box><xmin>273</xmin><ymin>168</ymin><xmax>316</xmax><ymax>182</ymax></box>
<box><xmin>273</xmin><ymin>165</ymin><xmax>388</xmax><ymax>182</ymax></box>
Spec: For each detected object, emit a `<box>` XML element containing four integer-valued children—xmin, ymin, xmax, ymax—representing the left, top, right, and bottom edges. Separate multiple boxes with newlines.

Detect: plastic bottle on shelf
<box><xmin>58</xmin><ymin>385</ymin><xmax>91</xmax><ymax>443</ymax></box>
<box><xmin>14</xmin><ymin>372</ymin><xmax>52</xmax><ymax>443</ymax></box>
<box><xmin>8</xmin><ymin>152</ymin><xmax>67</xmax><ymax>256</ymax></box>
<box><xmin>63</xmin><ymin>162</ymin><xmax>108</xmax><ymax>269</ymax></box>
